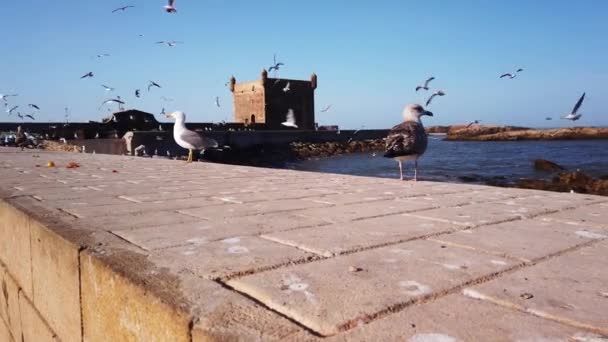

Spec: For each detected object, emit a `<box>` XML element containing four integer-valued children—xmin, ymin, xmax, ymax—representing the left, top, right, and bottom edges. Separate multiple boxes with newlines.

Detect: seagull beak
<box><xmin>424</xmin><ymin>111</ymin><xmax>434</xmax><ymax>117</ymax></box>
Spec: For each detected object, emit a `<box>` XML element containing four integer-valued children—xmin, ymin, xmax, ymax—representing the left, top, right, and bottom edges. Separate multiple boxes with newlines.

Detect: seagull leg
<box><xmin>398</xmin><ymin>160</ymin><xmax>404</xmax><ymax>181</ymax></box>
<box><xmin>187</xmin><ymin>149</ymin><xmax>193</xmax><ymax>163</ymax></box>
<box><xmin>414</xmin><ymin>159</ymin><xmax>418</xmax><ymax>182</ymax></box>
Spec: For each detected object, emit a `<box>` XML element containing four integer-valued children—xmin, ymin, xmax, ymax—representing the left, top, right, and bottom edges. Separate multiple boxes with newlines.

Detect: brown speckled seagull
<box><xmin>384</xmin><ymin>104</ymin><xmax>433</xmax><ymax>181</ymax></box>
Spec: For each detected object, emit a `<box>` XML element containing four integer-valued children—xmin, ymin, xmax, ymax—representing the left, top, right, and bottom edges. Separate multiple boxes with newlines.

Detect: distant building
<box><xmin>230</xmin><ymin>70</ymin><xmax>317</xmax><ymax>130</ymax></box>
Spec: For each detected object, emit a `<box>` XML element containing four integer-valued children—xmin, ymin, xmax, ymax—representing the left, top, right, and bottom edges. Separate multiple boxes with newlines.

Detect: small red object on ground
<box><xmin>66</xmin><ymin>162</ymin><xmax>80</xmax><ymax>169</ymax></box>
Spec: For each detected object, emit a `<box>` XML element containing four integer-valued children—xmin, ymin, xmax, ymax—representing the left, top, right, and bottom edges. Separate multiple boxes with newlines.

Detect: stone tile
<box><xmin>87</xmin><ymin>210</ymin><xmax>202</xmax><ymax>230</ymax></box>
<box><xmin>405</xmin><ymin>202</ymin><xmax>540</xmax><ymax>228</ymax></box>
<box><xmin>431</xmin><ymin>218</ymin><xmax>607</xmax><ymax>262</ymax></box>
<box><xmin>491</xmin><ymin>194</ymin><xmax>596</xmax><ymax>212</ymax></box>
<box><xmin>179</xmin><ymin>199</ymin><xmax>331</xmax><ymax>220</ymax></box>
<box><xmin>330</xmin><ymin>294</ymin><xmax>599</xmax><ymax>341</ymax></box>
<box><xmin>80</xmin><ymin>251</ymin><xmax>191</xmax><ymax>342</ymax></box>
<box><xmin>151</xmin><ymin>236</ymin><xmax>316</xmax><ymax>280</ymax></box>
<box><xmin>292</xmin><ymin>199</ymin><xmax>437</xmax><ymax>224</ymax></box>
<box><xmin>113</xmin><ymin>212</ymin><xmax>332</xmax><ymax>250</ymax></box>
<box><xmin>18</xmin><ymin>291</ymin><xmax>56</xmax><ymax>342</ymax></box>
<box><xmin>30</xmin><ymin>222</ymin><xmax>81</xmax><ymax>342</ymax></box>
<box><xmin>466</xmin><ymin>240</ymin><xmax>608</xmax><ymax>334</ymax></box>
<box><xmin>228</xmin><ymin>240</ymin><xmax>511</xmax><ymax>336</ymax></box>
<box><xmin>262</xmin><ymin>214</ymin><xmax>457</xmax><ymax>257</ymax></box>
<box><xmin>537</xmin><ymin>202</ymin><xmax>608</xmax><ymax>229</ymax></box>
<box><xmin>0</xmin><ymin>267</ymin><xmax>22</xmax><ymax>341</ymax></box>
<box><xmin>0</xmin><ymin>201</ymin><xmax>33</xmax><ymax>299</ymax></box>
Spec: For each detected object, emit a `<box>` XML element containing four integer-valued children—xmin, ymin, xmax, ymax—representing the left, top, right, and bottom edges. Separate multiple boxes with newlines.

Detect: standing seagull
<box><xmin>164</xmin><ymin>0</ymin><xmax>177</xmax><ymax>13</ymax></box>
<box><xmin>281</xmin><ymin>109</ymin><xmax>298</xmax><ymax>128</ymax></box>
<box><xmin>561</xmin><ymin>93</ymin><xmax>585</xmax><ymax>121</ymax></box>
<box><xmin>384</xmin><ymin>104</ymin><xmax>433</xmax><ymax>181</ymax></box>
<box><xmin>415</xmin><ymin>77</ymin><xmax>435</xmax><ymax>91</ymax></box>
<box><xmin>425</xmin><ymin>90</ymin><xmax>445</xmax><ymax>106</ymax></box>
<box><xmin>112</xmin><ymin>5</ymin><xmax>134</xmax><ymax>13</ymax></box>
<box><xmin>80</xmin><ymin>72</ymin><xmax>94</xmax><ymax>79</ymax></box>
<box><xmin>148</xmin><ymin>81</ymin><xmax>161</xmax><ymax>91</ymax></box>
<box><xmin>165</xmin><ymin>111</ymin><xmax>218</xmax><ymax>163</ymax></box>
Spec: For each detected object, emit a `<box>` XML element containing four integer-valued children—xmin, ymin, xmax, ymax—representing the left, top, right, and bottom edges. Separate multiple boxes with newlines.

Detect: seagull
<box><xmin>7</xmin><ymin>105</ymin><xmax>18</xmax><ymax>115</ymax></box>
<box><xmin>80</xmin><ymin>72</ymin><xmax>94</xmax><ymax>79</ymax></box>
<box><xmin>160</xmin><ymin>108</ymin><xmax>166</xmax><ymax>116</ymax></box>
<box><xmin>15</xmin><ymin>126</ymin><xmax>26</xmax><ymax>150</ymax></box>
<box><xmin>148</xmin><ymin>81</ymin><xmax>161</xmax><ymax>91</ymax></box>
<box><xmin>25</xmin><ymin>114</ymin><xmax>35</xmax><ymax>120</ymax></box>
<box><xmin>425</xmin><ymin>90</ymin><xmax>445</xmax><ymax>106</ymax></box>
<box><xmin>384</xmin><ymin>104</ymin><xmax>433</xmax><ymax>181</ymax></box>
<box><xmin>101</xmin><ymin>84</ymin><xmax>114</xmax><ymax>92</ymax></box>
<box><xmin>321</xmin><ymin>105</ymin><xmax>332</xmax><ymax>113</ymax></box>
<box><xmin>17</xmin><ymin>112</ymin><xmax>24</xmax><ymax>120</ymax></box>
<box><xmin>156</xmin><ymin>40</ymin><xmax>183</xmax><ymax>47</ymax></box>
<box><xmin>112</xmin><ymin>5</ymin><xmax>134</xmax><ymax>13</ymax></box>
<box><xmin>545</xmin><ymin>117</ymin><xmax>553</xmax><ymax>121</ymax></box>
<box><xmin>96</xmin><ymin>53</ymin><xmax>111</xmax><ymax>59</ymax></box>
<box><xmin>100</xmin><ymin>98</ymin><xmax>125</xmax><ymax>109</ymax></box>
<box><xmin>215</xmin><ymin>96</ymin><xmax>220</xmax><ymax>107</ymax></box>
<box><xmin>269</xmin><ymin>53</ymin><xmax>285</xmax><ymax>73</ymax></box>
<box><xmin>466</xmin><ymin>120</ymin><xmax>481</xmax><ymax>128</ymax></box>
<box><xmin>165</xmin><ymin>111</ymin><xmax>218</xmax><ymax>163</ymax></box>
<box><xmin>281</xmin><ymin>109</ymin><xmax>298</xmax><ymax>128</ymax></box>
<box><xmin>415</xmin><ymin>77</ymin><xmax>435</xmax><ymax>91</ymax></box>
<box><xmin>283</xmin><ymin>82</ymin><xmax>291</xmax><ymax>93</ymax></box>
<box><xmin>0</xmin><ymin>94</ymin><xmax>18</xmax><ymax>101</ymax></box>
<box><xmin>500</xmin><ymin>68</ymin><xmax>523</xmax><ymax>79</ymax></box>
<box><xmin>28</xmin><ymin>104</ymin><xmax>40</xmax><ymax>110</ymax></box>
<box><xmin>164</xmin><ymin>0</ymin><xmax>177</xmax><ymax>13</ymax></box>
<box><xmin>561</xmin><ymin>92</ymin><xmax>585</xmax><ymax>121</ymax></box>
<box><xmin>135</xmin><ymin>89</ymin><xmax>141</xmax><ymax>98</ymax></box>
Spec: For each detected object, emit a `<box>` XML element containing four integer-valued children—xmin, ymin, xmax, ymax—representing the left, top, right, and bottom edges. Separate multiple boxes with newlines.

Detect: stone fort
<box><xmin>230</xmin><ymin>70</ymin><xmax>317</xmax><ymax>130</ymax></box>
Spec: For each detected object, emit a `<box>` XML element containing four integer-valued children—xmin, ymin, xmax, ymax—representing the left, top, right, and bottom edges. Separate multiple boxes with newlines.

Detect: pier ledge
<box><xmin>0</xmin><ymin>147</ymin><xmax>607</xmax><ymax>341</ymax></box>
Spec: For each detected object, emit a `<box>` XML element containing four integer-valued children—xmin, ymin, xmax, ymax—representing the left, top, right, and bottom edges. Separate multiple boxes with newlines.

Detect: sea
<box><xmin>286</xmin><ymin>137</ymin><xmax>608</xmax><ymax>184</ymax></box>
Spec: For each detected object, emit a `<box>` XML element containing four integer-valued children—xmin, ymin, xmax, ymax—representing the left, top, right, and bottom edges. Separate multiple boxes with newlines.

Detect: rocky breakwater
<box><xmin>516</xmin><ymin>159</ymin><xmax>608</xmax><ymax>196</ymax></box>
<box><xmin>290</xmin><ymin>139</ymin><xmax>385</xmax><ymax>159</ymax></box>
<box><xmin>446</xmin><ymin>125</ymin><xmax>608</xmax><ymax>141</ymax></box>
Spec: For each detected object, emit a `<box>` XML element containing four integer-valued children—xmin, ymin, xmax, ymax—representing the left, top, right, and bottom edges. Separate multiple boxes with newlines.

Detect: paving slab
<box><xmin>151</xmin><ymin>236</ymin><xmax>317</xmax><ymax>280</ymax></box>
<box><xmin>179</xmin><ymin>199</ymin><xmax>331</xmax><ymax>220</ymax></box>
<box><xmin>465</xmin><ymin>240</ymin><xmax>608</xmax><ymax>335</ymax></box>
<box><xmin>431</xmin><ymin>218</ymin><xmax>607</xmax><ymax>262</ymax></box>
<box><xmin>537</xmin><ymin>202</ymin><xmax>608</xmax><ymax>229</ymax></box>
<box><xmin>262</xmin><ymin>214</ymin><xmax>458</xmax><ymax>257</ymax></box>
<box><xmin>113</xmin><ymin>212</ymin><xmax>332</xmax><ymax>250</ymax></box>
<box><xmin>328</xmin><ymin>294</ymin><xmax>603</xmax><ymax>341</ymax></box>
<box><xmin>228</xmin><ymin>239</ymin><xmax>512</xmax><ymax>336</ymax></box>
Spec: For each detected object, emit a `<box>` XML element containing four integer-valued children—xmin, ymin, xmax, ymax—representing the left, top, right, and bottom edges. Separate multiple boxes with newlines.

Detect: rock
<box><xmin>534</xmin><ymin>159</ymin><xmax>565</xmax><ymax>172</ymax></box>
<box><xmin>516</xmin><ymin>170</ymin><xmax>608</xmax><ymax>196</ymax></box>
<box><xmin>445</xmin><ymin>126</ymin><xmax>608</xmax><ymax>141</ymax></box>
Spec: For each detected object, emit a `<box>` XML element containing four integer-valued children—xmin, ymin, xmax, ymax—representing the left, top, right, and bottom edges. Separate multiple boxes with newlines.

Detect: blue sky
<box><xmin>1</xmin><ymin>0</ymin><xmax>607</xmax><ymax>128</ymax></box>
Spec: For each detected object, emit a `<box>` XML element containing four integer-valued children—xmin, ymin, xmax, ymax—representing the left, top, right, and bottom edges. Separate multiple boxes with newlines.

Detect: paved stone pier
<box><xmin>0</xmin><ymin>147</ymin><xmax>607</xmax><ymax>341</ymax></box>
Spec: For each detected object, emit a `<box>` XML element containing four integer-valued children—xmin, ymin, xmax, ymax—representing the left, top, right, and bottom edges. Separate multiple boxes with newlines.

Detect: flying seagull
<box><xmin>500</xmin><ymin>68</ymin><xmax>524</xmax><ymax>79</ymax></box>
<box><xmin>28</xmin><ymin>104</ymin><xmax>40</xmax><ymax>110</ymax></box>
<box><xmin>156</xmin><ymin>40</ymin><xmax>183</xmax><ymax>47</ymax></box>
<box><xmin>321</xmin><ymin>104</ymin><xmax>332</xmax><ymax>113</ymax></box>
<box><xmin>17</xmin><ymin>112</ymin><xmax>24</xmax><ymax>120</ymax></box>
<box><xmin>112</xmin><ymin>5</ymin><xmax>134</xmax><ymax>13</ymax></box>
<box><xmin>148</xmin><ymin>81</ymin><xmax>161</xmax><ymax>91</ymax></box>
<box><xmin>215</xmin><ymin>96</ymin><xmax>220</xmax><ymax>108</ymax></box>
<box><xmin>466</xmin><ymin>120</ymin><xmax>481</xmax><ymax>128</ymax></box>
<box><xmin>426</xmin><ymin>90</ymin><xmax>445</xmax><ymax>106</ymax></box>
<box><xmin>269</xmin><ymin>53</ymin><xmax>285</xmax><ymax>72</ymax></box>
<box><xmin>545</xmin><ymin>117</ymin><xmax>553</xmax><ymax>121</ymax></box>
<box><xmin>7</xmin><ymin>105</ymin><xmax>18</xmax><ymax>115</ymax></box>
<box><xmin>384</xmin><ymin>104</ymin><xmax>433</xmax><ymax>181</ymax></box>
<box><xmin>80</xmin><ymin>72</ymin><xmax>94</xmax><ymax>79</ymax></box>
<box><xmin>561</xmin><ymin>92</ymin><xmax>585</xmax><ymax>121</ymax></box>
<box><xmin>164</xmin><ymin>0</ymin><xmax>177</xmax><ymax>13</ymax></box>
<box><xmin>0</xmin><ymin>94</ymin><xmax>18</xmax><ymax>101</ymax></box>
<box><xmin>165</xmin><ymin>111</ymin><xmax>218</xmax><ymax>163</ymax></box>
<box><xmin>100</xmin><ymin>98</ymin><xmax>125</xmax><ymax>109</ymax></box>
<box><xmin>101</xmin><ymin>84</ymin><xmax>114</xmax><ymax>92</ymax></box>
<box><xmin>283</xmin><ymin>82</ymin><xmax>291</xmax><ymax>93</ymax></box>
<box><xmin>25</xmin><ymin>114</ymin><xmax>35</xmax><ymax>120</ymax></box>
<box><xmin>281</xmin><ymin>109</ymin><xmax>298</xmax><ymax>128</ymax></box>
<box><xmin>415</xmin><ymin>77</ymin><xmax>435</xmax><ymax>92</ymax></box>
<box><xmin>96</xmin><ymin>53</ymin><xmax>110</xmax><ymax>59</ymax></box>
<box><xmin>135</xmin><ymin>89</ymin><xmax>141</xmax><ymax>98</ymax></box>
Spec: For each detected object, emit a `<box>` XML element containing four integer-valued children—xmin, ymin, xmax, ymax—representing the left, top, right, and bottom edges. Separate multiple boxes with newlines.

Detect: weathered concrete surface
<box><xmin>0</xmin><ymin>147</ymin><xmax>607</xmax><ymax>341</ymax></box>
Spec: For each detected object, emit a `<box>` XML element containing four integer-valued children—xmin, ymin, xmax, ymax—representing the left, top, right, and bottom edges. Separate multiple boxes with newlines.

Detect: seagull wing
<box><xmin>179</xmin><ymin>129</ymin><xmax>218</xmax><ymax>150</ymax></box>
<box><xmin>571</xmin><ymin>92</ymin><xmax>585</xmax><ymax>114</ymax></box>
<box><xmin>25</xmin><ymin>114</ymin><xmax>35</xmax><ymax>120</ymax></box>
<box><xmin>284</xmin><ymin>109</ymin><xmax>296</xmax><ymax>125</ymax></box>
<box><xmin>499</xmin><ymin>73</ymin><xmax>511</xmax><ymax>78</ymax></box>
<box><xmin>168</xmin><ymin>0</ymin><xmax>175</xmax><ymax>6</ymax></box>
<box><xmin>424</xmin><ymin>77</ymin><xmax>435</xmax><ymax>87</ymax></box>
<box><xmin>384</xmin><ymin>121</ymin><xmax>427</xmax><ymax>158</ymax></box>
<box><xmin>426</xmin><ymin>94</ymin><xmax>436</xmax><ymax>106</ymax></box>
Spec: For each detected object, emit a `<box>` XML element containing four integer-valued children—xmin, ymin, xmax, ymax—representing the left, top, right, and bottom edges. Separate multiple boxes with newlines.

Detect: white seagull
<box><xmin>415</xmin><ymin>77</ymin><xmax>435</xmax><ymax>91</ymax></box>
<box><xmin>283</xmin><ymin>82</ymin><xmax>291</xmax><ymax>93</ymax></box>
<box><xmin>164</xmin><ymin>0</ymin><xmax>177</xmax><ymax>13</ymax></box>
<box><xmin>100</xmin><ymin>98</ymin><xmax>125</xmax><ymax>109</ymax></box>
<box><xmin>426</xmin><ymin>90</ymin><xmax>445</xmax><ymax>106</ymax></box>
<box><xmin>321</xmin><ymin>104</ymin><xmax>332</xmax><ymax>113</ymax></box>
<box><xmin>165</xmin><ymin>111</ymin><xmax>218</xmax><ymax>163</ymax></box>
<box><xmin>561</xmin><ymin>93</ymin><xmax>585</xmax><ymax>121</ymax></box>
<box><xmin>101</xmin><ymin>84</ymin><xmax>115</xmax><ymax>92</ymax></box>
<box><xmin>28</xmin><ymin>104</ymin><xmax>40</xmax><ymax>110</ymax></box>
<box><xmin>281</xmin><ymin>109</ymin><xmax>298</xmax><ymax>128</ymax></box>
<box><xmin>148</xmin><ymin>81</ymin><xmax>161</xmax><ymax>91</ymax></box>
<box><xmin>384</xmin><ymin>104</ymin><xmax>433</xmax><ymax>181</ymax></box>
<box><xmin>112</xmin><ymin>5</ymin><xmax>134</xmax><ymax>13</ymax></box>
<box><xmin>7</xmin><ymin>105</ymin><xmax>18</xmax><ymax>115</ymax></box>
<box><xmin>500</xmin><ymin>68</ymin><xmax>524</xmax><ymax>79</ymax></box>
